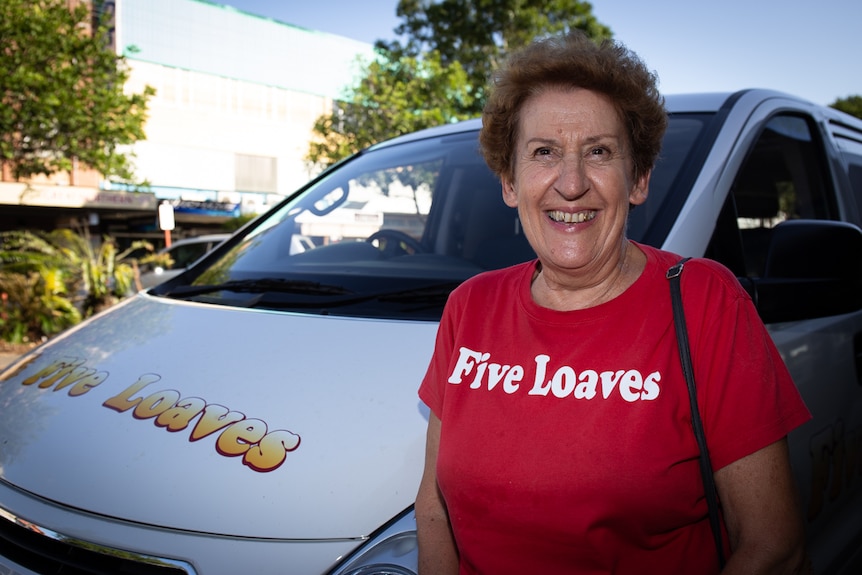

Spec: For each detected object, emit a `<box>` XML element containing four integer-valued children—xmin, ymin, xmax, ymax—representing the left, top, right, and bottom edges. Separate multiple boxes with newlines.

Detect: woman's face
<box><xmin>502</xmin><ymin>87</ymin><xmax>650</xmax><ymax>279</ymax></box>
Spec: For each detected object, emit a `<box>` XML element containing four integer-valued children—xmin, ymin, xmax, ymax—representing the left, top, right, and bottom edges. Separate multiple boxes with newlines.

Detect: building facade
<box><xmin>1</xmin><ymin>0</ymin><xmax>374</xmax><ymax>247</ymax></box>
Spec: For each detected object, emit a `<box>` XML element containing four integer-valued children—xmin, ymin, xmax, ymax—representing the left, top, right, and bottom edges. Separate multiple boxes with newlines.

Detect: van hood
<box><xmin>0</xmin><ymin>294</ymin><xmax>436</xmax><ymax>539</ymax></box>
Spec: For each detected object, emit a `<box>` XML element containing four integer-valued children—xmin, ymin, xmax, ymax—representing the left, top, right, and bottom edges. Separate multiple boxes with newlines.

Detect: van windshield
<box><xmin>154</xmin><ymin>114</ymin><xmax>713</xmax><ymax>320</ymax></box>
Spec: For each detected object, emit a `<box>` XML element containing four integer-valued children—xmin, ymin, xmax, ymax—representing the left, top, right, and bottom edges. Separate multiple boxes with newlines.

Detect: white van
<box><xmin>1</xmin><ymin>89</ymin><xmax>861</xmax><ymax>574</ymax></box>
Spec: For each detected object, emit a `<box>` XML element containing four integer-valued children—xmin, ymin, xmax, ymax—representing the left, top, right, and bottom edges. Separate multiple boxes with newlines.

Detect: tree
<box><xmin>379</xmin><ymin>0</ymin><xmax>613</xmax><ymax>114</ymax></box>
<box><xmin>0</xmin><ymin>0</ymin><xmax>154</xmax><ymax>181</ymax></box>
<box><xmin>308</xmin><ymin>0</ymin><xmax>611</xmax><ymax>167</ymax></box>
<box><xmin>830</xmin><ymin>95</ymin><xmax>862</xmax><ymax>120</ymax></box>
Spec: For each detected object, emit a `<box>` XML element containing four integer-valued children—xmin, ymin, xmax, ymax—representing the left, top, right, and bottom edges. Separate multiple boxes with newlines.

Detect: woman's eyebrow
<box><xmin>523</xmin><ymin>136</ymin><xmax>557</xmax><ymax>146</ymax></box>
<box><xmin>582</xmin><ymin>133</ymin><xmax>622</xmax><ymax>145</ymax></box>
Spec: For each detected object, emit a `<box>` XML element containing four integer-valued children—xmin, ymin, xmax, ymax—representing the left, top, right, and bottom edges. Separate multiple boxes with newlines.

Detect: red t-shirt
<box><xmin>419</xmin><ymin>243</ymin><xmax>811</xmax><ymax>574</ymax></box>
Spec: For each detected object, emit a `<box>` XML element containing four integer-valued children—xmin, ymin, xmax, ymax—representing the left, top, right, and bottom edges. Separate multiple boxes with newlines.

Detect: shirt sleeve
<box><xmin>685</xmin><ymin>259</ymin><xmax>812</xmax><ymax>470</ymax></box>
<box><xmin>418</xmin><ymin>283</ymin><xmax>465</xmax><ymax>420</ymax></box>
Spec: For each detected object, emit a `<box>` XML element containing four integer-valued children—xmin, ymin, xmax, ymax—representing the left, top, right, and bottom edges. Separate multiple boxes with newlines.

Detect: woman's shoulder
<box><xmin>638</xmin><ymin>243</ymin><xmax>750</xmax><ymax>300</ymax></box>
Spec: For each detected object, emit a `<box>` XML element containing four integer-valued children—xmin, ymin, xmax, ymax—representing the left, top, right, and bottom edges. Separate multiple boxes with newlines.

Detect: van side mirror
<box><xmin>749</xmin><ymin>220</ymin><xmax>862</xmax><ymax>323</ymax></box>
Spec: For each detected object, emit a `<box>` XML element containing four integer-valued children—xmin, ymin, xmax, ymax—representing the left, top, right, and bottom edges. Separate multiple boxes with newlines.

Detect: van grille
<box><xmin>0</xmin><ymin>505</ymin><xmax>194</xmax><ymax>575</ymax></box>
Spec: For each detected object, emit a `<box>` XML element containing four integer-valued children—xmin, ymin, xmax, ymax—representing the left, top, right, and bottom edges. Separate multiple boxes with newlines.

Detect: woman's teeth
<box><xmin>548</xmin><ymin>210</ymin><xmax>597</xmax><ymax>224</ymax></box>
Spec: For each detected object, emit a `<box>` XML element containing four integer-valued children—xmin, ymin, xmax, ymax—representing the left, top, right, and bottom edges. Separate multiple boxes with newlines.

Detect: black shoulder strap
<box><xmin>666</xmin><ymin>257</ymin><xmax>726</xmax><ymax>569</ymax></box>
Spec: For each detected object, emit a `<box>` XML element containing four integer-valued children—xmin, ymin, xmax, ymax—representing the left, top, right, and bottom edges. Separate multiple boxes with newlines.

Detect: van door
<box><xmin>704</xmin><ymin>109</ymin><xmax>862</xmax><ymax>572</ymax></box>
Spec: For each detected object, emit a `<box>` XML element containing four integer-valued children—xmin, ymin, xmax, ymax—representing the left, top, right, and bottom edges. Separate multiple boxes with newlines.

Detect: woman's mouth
<box><xmin>547</xmin><ymin>210</ymin><xmax>597</xmax><ymax>224</ymax></box>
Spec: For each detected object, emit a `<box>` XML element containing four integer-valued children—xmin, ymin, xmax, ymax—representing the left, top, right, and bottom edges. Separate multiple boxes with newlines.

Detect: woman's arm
<box><xmin>715</xmin><ymin>437</ymin><xmax>811</xmax><ymax>574</ymax></box>
<box><xmin>415</xmin><ymin>413</ymin><xmax>459</xmax><ymax>575</ymax></box>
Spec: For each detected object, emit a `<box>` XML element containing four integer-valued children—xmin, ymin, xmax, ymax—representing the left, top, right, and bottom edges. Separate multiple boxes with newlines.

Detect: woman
<box><xmin>415</xmin><ymin>31</ymin><xmax>811</xmax><ymax>574</ymax></box>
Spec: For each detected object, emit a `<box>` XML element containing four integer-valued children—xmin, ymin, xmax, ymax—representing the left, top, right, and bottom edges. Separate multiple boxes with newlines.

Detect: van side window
<box><xmin>851</xmin><ymin>165</ymin><xmax>862</xmax><ymax>197</ymax></box>
<box><xmin>706</xmin><ymin>114</ymin><xmax>837</xmax><ymax>278</ymax></box>
<box><xmin>848</xmin><ymin>164</ymin><xmax>862</xmax><ymax>221</ymax></box>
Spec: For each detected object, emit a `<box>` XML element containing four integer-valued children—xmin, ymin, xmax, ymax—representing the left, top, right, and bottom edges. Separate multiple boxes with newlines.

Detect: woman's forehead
<box><xmin>517</xmin><ymin>88</ymin><xmax>625</xmax><ymax>139</ymax></box>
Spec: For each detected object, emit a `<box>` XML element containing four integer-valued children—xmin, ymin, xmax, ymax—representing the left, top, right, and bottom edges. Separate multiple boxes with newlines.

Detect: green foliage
<box><xmin>33</xmin><ymin>228</ymin><xmax>148</xmax><ymax>314</ymax></box>
<box><xmin>830</xmin><ymin>95</ymin><xmax>862</xmax><ymax>120</ymax></box>
<box><xmin>308</xmin><ymin>0</ymin><xmax>611</xmax><ymax>167</ymax></box>
<box><xmin>382</xmin><ymin>0</ymin><xmax>613</xmax><ymax>112</ymax></box>
<box><xmin>0</xmin><ymin>270</ymin><xmax>81</xmax><ymax>344</ymax></box>
<box><xmin>0</xmin><ymin>232</ymin><xmax>82</xmax><ymax>343</ymax></box>
<box><xmin>0</xmin><ymin>0</ymin><xmax>155</xmax><ymax>181</ymax></box>
<box><xmin>0</xmin><ymin>229</ymin><xmax>152</xmax><ymax>343</ymax></box>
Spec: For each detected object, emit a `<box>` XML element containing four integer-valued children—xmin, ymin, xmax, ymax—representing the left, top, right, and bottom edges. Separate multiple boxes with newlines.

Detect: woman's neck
<box><xmin>530</xmin><ymin>241</ymin><xmax>646</xmax><ymax>311</ymax></box>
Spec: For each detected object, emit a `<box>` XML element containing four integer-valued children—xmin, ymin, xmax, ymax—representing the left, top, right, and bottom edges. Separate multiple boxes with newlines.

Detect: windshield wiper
<box><xmin>375</xmin><ymin>282</ymin><xmax>461</xmax><ymax>303</ymax></box>
<box><xmin>162</xmin><ymin>279</ymin><xmax>460</xmax><ymax>314</ymax></box>
<box><xmin>252</xmin><ymin>281</ymin><xmax>461</xmax><ymax>309</ymax></box>
<box><xmin>162</xmin><ymin>278</ymin><xmax>353</xmax><ymax>299</ymax></box>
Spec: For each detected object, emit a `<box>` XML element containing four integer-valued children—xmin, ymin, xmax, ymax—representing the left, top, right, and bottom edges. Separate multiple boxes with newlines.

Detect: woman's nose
<box><xmin>554</xmin><ymin>156</ymin><xmax>589</xmax><ymax>200</ymax></box>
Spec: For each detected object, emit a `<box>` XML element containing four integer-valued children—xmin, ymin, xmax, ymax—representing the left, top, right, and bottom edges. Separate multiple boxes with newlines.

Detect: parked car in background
<box><xmin>139</xmin><ymin>233</ymin><xmax>231</xmax><ymax>288</ymax></box>
<box><xmin>1</xmin><ymin>89</ymin><xmax>862</xmax><ymax>574</ymax></box>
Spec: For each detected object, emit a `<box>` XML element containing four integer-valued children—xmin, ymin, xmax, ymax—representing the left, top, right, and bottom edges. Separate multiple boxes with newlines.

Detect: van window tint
<box><xmin>708</xmin><ymin>114</ymin><xmax>837</xmax><ymax>278</ymax></box>
<box><xmin>627</xmin><ymin>115</ymin><xmax>711</xmax><ymax>243</ymax></box>
<box><xmin>849</xmin><ymin>164</ymin><xmax>862</xmax><ymax>220</ymax></box>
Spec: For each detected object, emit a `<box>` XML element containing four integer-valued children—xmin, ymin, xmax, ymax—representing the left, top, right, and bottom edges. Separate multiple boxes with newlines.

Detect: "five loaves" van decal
<box><xmin>10</xmin><ymin>354</ymin><xmax>301</xmax><ymax>473</ymax></box>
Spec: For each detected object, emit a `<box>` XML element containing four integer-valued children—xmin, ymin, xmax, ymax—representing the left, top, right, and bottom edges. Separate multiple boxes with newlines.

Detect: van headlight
<box><xmin>328</xmin><ymin>507</ymin><xmax>417</xmax><ymax>575</ymax></box>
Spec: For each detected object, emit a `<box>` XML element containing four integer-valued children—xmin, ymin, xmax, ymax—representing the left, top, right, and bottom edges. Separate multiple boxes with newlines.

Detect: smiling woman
<box><xmin>415</xmin><ymin>30</ymin><xmax>812</xmax><ymax>575</ymax></box>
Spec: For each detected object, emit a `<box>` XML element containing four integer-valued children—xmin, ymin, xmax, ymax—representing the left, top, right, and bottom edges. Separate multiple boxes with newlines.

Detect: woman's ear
<box><xmin>502</xmin><ymin>175</ymin><xmax>518</xmax><ymax>208</ymax></box>
<box><xmin>629</xmin><ymin>170</ymin><xmax>651</xmax><ymax>206</ymax></box>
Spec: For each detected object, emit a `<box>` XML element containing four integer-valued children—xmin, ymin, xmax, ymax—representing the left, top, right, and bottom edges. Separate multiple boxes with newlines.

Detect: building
<box><xmin>0</xmin><ymin>0</ymin><xmax>375</xmax><ymax>248</ymax></box>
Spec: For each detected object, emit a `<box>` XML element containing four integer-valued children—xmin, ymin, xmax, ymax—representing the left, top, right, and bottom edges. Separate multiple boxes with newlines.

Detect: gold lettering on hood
<box><xmin>104</xmin><ymin>377</ymin><xmax>301</xmax><ymax>472</ymax></box>
<box><xmin>9</xmin><ymin>355</ymin><xmax>301</xmax><ymax>473</ymax></box>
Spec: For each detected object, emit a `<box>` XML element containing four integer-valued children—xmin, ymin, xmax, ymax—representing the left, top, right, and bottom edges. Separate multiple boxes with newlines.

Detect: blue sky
<box><xmin>222</xmin><ymin>0</ymin><xmax>859</xmax><ymax>106</ymax></box>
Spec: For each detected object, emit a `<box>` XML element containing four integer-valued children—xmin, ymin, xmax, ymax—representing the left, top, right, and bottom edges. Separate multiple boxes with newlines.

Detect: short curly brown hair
<box><xmin>479</xmin><ymin>31</ymin><xmax>667</xmax><ymax>183</ymax></box>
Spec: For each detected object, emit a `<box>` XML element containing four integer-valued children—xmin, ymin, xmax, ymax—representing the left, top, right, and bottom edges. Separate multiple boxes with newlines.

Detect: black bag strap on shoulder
<box><xmin>666</xmin><ymin>257</ymin><xmax>726</xmax><ymax>569</ymax></box>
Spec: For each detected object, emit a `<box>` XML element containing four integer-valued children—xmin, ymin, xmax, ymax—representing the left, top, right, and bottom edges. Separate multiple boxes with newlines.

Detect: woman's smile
<box><xmin>546</xmin><ymin>209</ymin><xmax>597</xmax><ymax>224</ymax></box>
